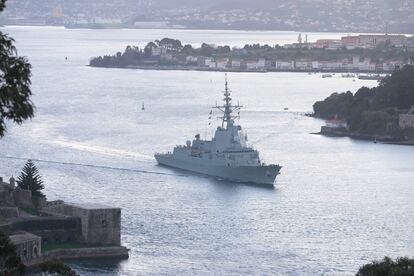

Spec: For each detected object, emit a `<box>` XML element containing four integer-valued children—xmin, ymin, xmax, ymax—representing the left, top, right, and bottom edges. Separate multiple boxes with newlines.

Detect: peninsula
<box><xmin>312</xmin><ymin>65</ymin><xmax>414</xmax><ymax>144</ymax></box>
<box><xmin>90</xmin><ymin>36</ymin><xmax>414</xmax><ymax>73</ymax></box>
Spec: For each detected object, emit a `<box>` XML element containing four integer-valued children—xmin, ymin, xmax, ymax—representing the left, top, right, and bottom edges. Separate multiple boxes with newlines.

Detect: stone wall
<box><xmin>2</xmin><ymin>216</ymin><xmax>82</xmax><ymax>244</ymax></box>
<box><xmin>26</xmin><ymin>246</ymin><xmax>129</xmax><ymax>267</ymax></box>
<box><xmin>399</xmin><ymin>114</ymin><xmax>414</xmax><ymax>129</ymax></box>
<box><xmin>0</xmin><ymin>207</ymin><xmax>20</xmax><ymax>218</ymax></box>
<box><xmin>13</xmin><ymin>188</ymin><xmax>34</xmax><ymax>209</ymax></box>
<box><xmin>42</xmin><ymin>246</ymin><xmax>129</xmax><ymax>260</ymax></box>
<box><xmin>9</xmin><ymin>232</ymin><xmax>42</xmax><ymax>265</ymax></box>
<box><xmin>0</xmin><ymin>181</ymin><xmax>15</xmax><ymax>207</ymax></box>
<box><xmin>45</xmin><ymin>203</ymin><xmax>121</xmax><ymax>246</ymax></box>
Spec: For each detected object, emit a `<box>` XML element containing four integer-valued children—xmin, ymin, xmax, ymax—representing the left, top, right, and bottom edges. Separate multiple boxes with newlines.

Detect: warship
<box><xmin>155</xmin><ymin>76</ymin><xmax>282</xmax><ymax>185</ymax></box>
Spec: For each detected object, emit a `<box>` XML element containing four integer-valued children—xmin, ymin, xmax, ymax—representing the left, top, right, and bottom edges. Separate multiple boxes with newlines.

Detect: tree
<box><xmin>158</xmin><ymin>38</ymin><xmax>183</xmax><ymax>52</ymax></box>
<box><xmin>357</xmin><ymin>256</ymin><xmax>414</xmax><ymax>276</ymax></box>
<box><xmin>17</xmin><ymin>160</ymin><xmax>45</xmax><ymax>197</ymax></box>
<box><xmin>313</xmin><ymin>65</ymin><xmax>414</xmax><ymax>135</ymax></box>
<box><xmin>0</xmin><ymin>231</ymin><xmax>26</xmax><ymax>275</ymax></box>
<box><xmin>181</xmin><ymin>44</ymin><xmax>194</xmax><ymax>55</ymax></box>
<box><xmin>144</xmin><ymin>41</ymin><xmax>157</xmax><ymax>57</ymax></box>
<box><xmin>40</xmin><ymin>259</ymin><xmax>78</xmax><ymax>276</ymax></box>
<box><xmin>0</xmin><ymin>0</ymin><xmax>35</xmax><ymax>137</ymax></box>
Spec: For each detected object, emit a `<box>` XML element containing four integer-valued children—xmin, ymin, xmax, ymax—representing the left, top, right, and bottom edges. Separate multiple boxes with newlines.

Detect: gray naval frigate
<box><xmin>155</xmin><ymin>76</ymin><xmax>282</xmax><ymax>185</ymax></box>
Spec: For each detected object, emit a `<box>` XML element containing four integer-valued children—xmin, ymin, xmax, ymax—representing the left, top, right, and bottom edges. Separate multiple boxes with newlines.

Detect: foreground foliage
<box><xmin>0</xmin><ymin>231</ymin><xmax>26</xmax><ymax>276</ymax></box>
<box><xmin>40</xmin><ymin>259</ymin><xmax>78</xmax><ymax>276</ymax></box>
<box><xmin>0</xmin><ymin>0</ymin><xmax>35</xmax><ymax>137</ymax></box>
<box><xmin>313</xmin><ymin>65</ymin><xmax>414</xmax><ymax>137</ymax></box>
<box><xmin>357</xmin><ymin>256</ymin><xmax>414</xmax><ymax>276</ymax></box>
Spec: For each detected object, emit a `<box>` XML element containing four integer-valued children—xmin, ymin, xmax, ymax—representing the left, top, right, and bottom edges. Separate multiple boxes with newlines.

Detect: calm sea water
<box><xmin>1</xmin><ymin>26</ymin><xmax>414</xmax><ymax>276</ymax></box>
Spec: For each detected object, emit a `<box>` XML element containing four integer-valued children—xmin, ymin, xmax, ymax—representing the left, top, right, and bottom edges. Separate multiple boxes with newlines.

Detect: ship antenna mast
<box><xmin>213</xmin><ymin>73</ymin><xmax>243</xmax><ymax>129</ymax></box>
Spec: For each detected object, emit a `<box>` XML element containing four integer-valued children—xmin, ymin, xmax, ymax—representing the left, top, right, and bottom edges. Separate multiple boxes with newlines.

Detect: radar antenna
<box><xmin>213</xmin><ymin>73</ymin><xmax>243</xmax><ymax>129</ymax></box>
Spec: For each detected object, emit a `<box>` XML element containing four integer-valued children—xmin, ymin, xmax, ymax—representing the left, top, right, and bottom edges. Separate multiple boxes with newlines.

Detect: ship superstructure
<box><xmin>155</xmin><ymin>75</ymin><xmax>281</xmax><ymax>185</ymax></box>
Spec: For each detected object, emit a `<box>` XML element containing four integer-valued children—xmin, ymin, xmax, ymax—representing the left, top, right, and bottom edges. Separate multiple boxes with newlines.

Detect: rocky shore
<box><xmin>25</xmin><ymin>246</ymin><xmax>129</xmax><ymax>267</ymax></box>
<box><xmin>318</xmin><ymin>126</ymin><xmax>414</xmax><ymax>145</ymax></box>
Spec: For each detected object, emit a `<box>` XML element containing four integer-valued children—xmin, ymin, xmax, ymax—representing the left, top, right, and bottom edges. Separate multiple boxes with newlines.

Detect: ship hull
<box><xmin>155</xmin><ymin>154</ymin><xmax>281</xmax><ymax>185</ymax></box>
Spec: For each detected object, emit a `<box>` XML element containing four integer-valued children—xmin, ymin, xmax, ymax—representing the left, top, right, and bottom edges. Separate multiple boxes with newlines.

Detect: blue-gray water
<box><xmin>1</xmin><ymin>26</ymin><xmax>414</xmax><ymax>275</ymax></box>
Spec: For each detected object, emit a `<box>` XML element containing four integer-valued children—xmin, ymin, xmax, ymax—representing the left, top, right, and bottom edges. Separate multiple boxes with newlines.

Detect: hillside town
<box><xmin>1</xmin><ymin>0</ymin><xmax>414</xmax><ymax>33</ymax></box>
<box><xmin>90</xmin><ymin>34</ymin><xmax>414</xmax><ymax>73</ymax></box>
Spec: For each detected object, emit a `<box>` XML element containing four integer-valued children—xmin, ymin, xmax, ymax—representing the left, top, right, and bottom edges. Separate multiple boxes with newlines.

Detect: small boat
<box><xmin>341</xmin><ymin>73</ymin><xmax>356</xmax><ymax>78</ymax></box>
<box><xmin>358</xmin><ymin>74</ymin><xmax>383</xmax><ymax>81</ymax></box>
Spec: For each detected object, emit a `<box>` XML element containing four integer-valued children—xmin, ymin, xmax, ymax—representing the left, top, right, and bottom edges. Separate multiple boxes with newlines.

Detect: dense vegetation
<box><xmin>0</xmin><ymin>0</ymin><xmax>35</xmax><ymax>137</ymax></box>
<box><xmin>313</xmin><ymin>65</ymin><xmax>414</xmax><ymax>138</ymax></box>
<box><xmin>0</xmin><ymin>231</ymin><xmax>26</xmax><ymax>275</ymax></box>
<box><xmin>40</xmin><ymin>259</ymin><xmax>79</xmax><ymax>276</ymax></box>
<box><xmin>89</xmin><ymin>37</ymin><xmax>414</xmax><ymax>68</ymax></box>
<box><xmin>357</xmin><ymin>256</ymin><xmax>414</xmax><ymax>276</ymax></box>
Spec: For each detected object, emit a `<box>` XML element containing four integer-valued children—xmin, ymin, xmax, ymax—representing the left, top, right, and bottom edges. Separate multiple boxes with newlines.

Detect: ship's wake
<box><xmin>51</xmin><ymin>139</ymin><xmax>153</xmax><ymax>161</ymax></box>
<box><xmin>0</xmin><ymin>155</ymin><xmax>188</xmax><ymax>177</ymax></box>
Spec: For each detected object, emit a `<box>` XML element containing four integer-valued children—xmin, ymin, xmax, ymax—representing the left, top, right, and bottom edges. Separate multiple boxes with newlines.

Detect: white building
<box><xmin>231</xmin><ymin>59</ymin><xmax>242</xmax><ymax>68</ymax></box>
<box><xmin>216</xmin><ymin>58</ymin><xmax>229</xmax><ymax>69</ymax></box>
<box><xmin>325</xmin><ymin>117</ymin><xmax>348</xmax><ymax>129</ymax></box>
<box><xmin>399</xmin><ymin>106</ymin><xmax>414</xmax><ymax>129</ymax></box>
<box><xmin>205</xmin><ymin>58</ymin><xmax>216</xmax><ymax>68</ymax></box>
<box><xmin>186</xmin><ymin>56</ymin><xmax>198</xmax><ymax>64</ymax></box>
<box><xmin>275</xmin><ymin>61</ymin><xmax>294</xmax><ymax>70</ymax></box>
<box><xmin>311</xmin><ymin>61</ymin><xmax>319</xmax><ymax>70</ymax></box>
<box><xmin>295</xmin><ymin>60</ymin><xmax>312</xmax><ymax>70</ymax></box>
<box><xmin>151</xmin><ymin>46</ymin><xmax>167</xmax><ymax>56</ymax></box>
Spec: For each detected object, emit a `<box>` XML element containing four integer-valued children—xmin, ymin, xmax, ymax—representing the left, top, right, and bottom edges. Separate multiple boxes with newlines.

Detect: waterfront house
<box><xmin>399</xmin><ymin>106</ymin><xmax>414</xmax><ymax>129</ymax></box>
<box><xmin>311</xmin><ymin>61</ymin><xmax>319</xmax><ymax>70</ymax></box>
<box><xmin>186</xmin><ymin>56</ymin><xmax>198</xmax><ymax>65</ymax></box>
<box><xmin>320</xmin><ymin>116</ymin><xmax>348</xmax><ymax>135</ymax></box>
<box><xmin>318</xmin><ymin>60</ymin><xmax>345</xmax><ymax>71</ymax></box>
<box><xmin>352</xmin><ymin>56</ymin><xmax>376</xmax><ymax>71</ymax></box>
<box><xmin>325</xmin><ymin>117</ymin><xmax>348</xmax><ymax>129</ymax></box>
<box><xmin>275</xmin><ymin>60</ymin><xmax>294</xmax><ymax>70</ymax></box>
<box><xmin>216</xmin><ymin>58</ymin><xmax>229</xmax><ymax>69</ymax></box>
<box><xmin>245</xmin><ymin>59</ymin><xmax>266</xmax><ymax>70</ymax></box>
<box><xmin>257</xmin><ymin>58</ymin><xmax>266</xmax><ymax>69</ymax></box>
<box><xmin>231</xmin><ymin>58</ymin><xmax>242</xmax><ymax>68</ymax></box>
<box><xmin>205</xmin><ymin>57</ymin><xmax>216</xmax><ymax>68</ymax></box>
<box><xmin>295</xmin><ymin>60</ymin><xmax>312</xmax><ymax>70</ymax></box>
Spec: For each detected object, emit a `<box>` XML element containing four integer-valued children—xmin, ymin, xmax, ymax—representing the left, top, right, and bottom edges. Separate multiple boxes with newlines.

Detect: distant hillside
<box><xmin>2</xmin><ymin>0</ymin><xmax>414</xmax><ymax>33</ymax></box>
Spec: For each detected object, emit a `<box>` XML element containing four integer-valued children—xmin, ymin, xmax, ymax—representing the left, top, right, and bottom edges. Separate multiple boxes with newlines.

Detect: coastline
<box><xmin>1</xmin><ymin>24</ymin><xmax>412</xmax><ymax>35</ymax></box>
<box><xmin>315</xmin><ymin>126</ymin><xmax>414</xmax><ymax>146</ymax></box>
<box><xmin>26</xmin><ymin>246</ymin><xmax>129</xmax><ymax>268</ymax></box>
<box><xmin>88</xmin><ymin>64</ymin><xmax>392</xmax><ymax>74</ymax></box>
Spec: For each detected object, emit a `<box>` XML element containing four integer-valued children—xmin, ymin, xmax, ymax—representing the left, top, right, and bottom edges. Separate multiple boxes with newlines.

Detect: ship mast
<box><xmin>213</xmin><ymin>74</ymin><xmax>243</xmax><ymax>129</ymax></box>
